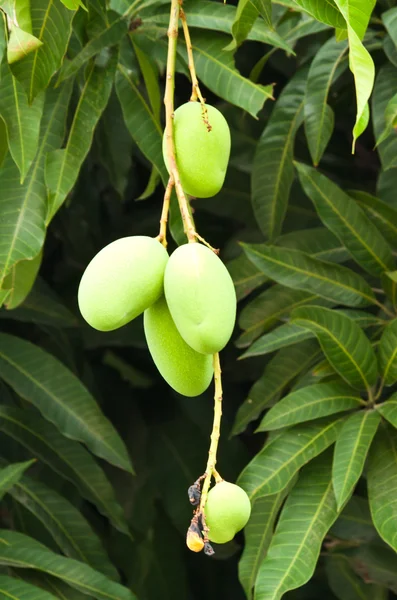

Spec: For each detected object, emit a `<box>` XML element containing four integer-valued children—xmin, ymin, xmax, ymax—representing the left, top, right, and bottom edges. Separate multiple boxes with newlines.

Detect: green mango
<box><xmin>164</xmin><ymin>243</ymin><xmax>236</xmax><ymax>354</ymax></box>
<box><xmin>162</xmin><ymin>102</ymin><xmax>231</xmax><ymax>198</ymax></box>
<box><xmin>78</xmin><ymin>236</ymin><xmax>168</xmax><ymax>331</ymax></box>
<box><xmin>144</xmin><ymin>296</ymin><xmax>213</xmax><ymax>397</ymax></box>
<box><xmin>205</xmin><ymin>481</ymin><xmax>251</xmax><ymax>544</ymax></box>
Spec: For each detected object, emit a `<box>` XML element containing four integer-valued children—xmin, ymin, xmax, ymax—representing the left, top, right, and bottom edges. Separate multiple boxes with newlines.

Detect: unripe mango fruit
<box><xmin>78</xmin><ymin>236</ymin><xmax>168</xmax><ymax>331</ymax></box>
<box><xmin>164</xmin><ymin>243</ymin><xmax>236</xmax><ymax>354</ymax></box>
<box><xmin>163</xmin><ymin>102</ymin><xmax>231</xmax><ymax>198</ymax></box>
<box><xmin>144</xmin><ymin>296</ymin><xmax>213</xmax><ymax>397</ymax></box>
<box><xmin>205</xmin><ymin>481</ymin><xmax>251</xmax><ymax>544</ymax></box>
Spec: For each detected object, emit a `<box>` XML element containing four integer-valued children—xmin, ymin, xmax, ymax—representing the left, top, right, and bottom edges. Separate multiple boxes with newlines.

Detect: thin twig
<box><xmin>199</xmin><ymin>353</ymin><xmax>223</xmax><ymax>514</ymax></box>
<box><xmin>156</xmin><ymin>177</ymin><xmax>173</xmax><ymax>247</ymax></box>
<box><xmin>164</xmin><ymin>0</ymin><xmax>196</xmax><ymax>243</ymax></box>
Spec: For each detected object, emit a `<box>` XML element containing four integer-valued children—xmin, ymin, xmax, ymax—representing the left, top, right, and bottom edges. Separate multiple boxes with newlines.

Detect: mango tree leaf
<box><xmin>349</xmin><ymin>190</ymin><xmax>397</xmax><ymax>246</ymax></box>
<box><xmin>238</xmin><ymin>286</ymin><xmax>327</xmax><ymax>347</ymax></box>
<box><xmin>237</xmin><ymin>417</ymin><xmax>341</xmax><ymax>501</ymax></box>
<box><xmin>252</xmin><ymin>68</ymin><xmax>306</xmax><ymax>240</ymax></box>
<box><xmin>291</xmin><ymin>306</ymin><xmax>378</xmax><ymax>392</ymax></box>
<box><xmin>46</xmin><ymin>52</ymin><xmax>117</xmax><ymax>222</ymax></box>
<box><xmin>0</xmin><ymin>575</ymin><xmax>58</xmax><ymax>600</ymax></box>
<box><xmin>143</xmin><ymin>1</ymin><xmax>292</xmax><ymax>52</ymax></box>
<box><xmin>0</xmin><ymin>79</ymin><xmax>73</xmax><ymax>289</ymax></box>
<box><xmin>2</xmin><ymin>251</ymin><xmax>42</xmax><ymax>309</ymax></box>
<box><xmin>57</xmin><ymin>16</ymin><xmax>127</xmax><ymax>83</ymax></box>
<box><xmin>12</xmin><ymin>572</ymin><xmax>88</xmax><ymax>600</ymax></box>
<box><xmin>333</xmin><ymin>0</ymin><xmax>376</xmax><ymax>149</ymax></box>
<box><xmin>241</xmin><ymin>244</ymin><xmax>376</xmax><ymax>307</ymax></box>
<box><xmin>276</xmin><ymin>227</ymin><xmax>350</xmax><ymax>264</ymax></box>
<box><xmin>254</xmin><ymin>450</ymin><xmax>339</xmax><ymax>600</ymax></box>
<box><xmin>347</xmin><ymin>543</ymin><xmax>397</xmax><ymax>595</ymax></box>
<box><xmin>330</xmin><ymin>495</ymin><xmax>378</xmax><ymax>543</ymax></box>
<box><xmin>333</xmin><ymin>410</ymin><xmax>381</xmax><ymax>510</ymax></box>
<box><xmin>375</xmin><ymin>91</ymin><xmax>397</xmax><ymax>148</ymax></box>
<box><xmin>233</xmin><ymin>340</ymin><xmax>320</xmax><ymax>436</ymax></box>
<box><xmin>0</xmin><ymin>64</ymin><xmax>44</xmax><ymax>183</ymax></box>
<box><xmin>368</xmin><ymin>425</ymin><xmax>397</xmax><ymax>554</ymax></box>
<box><xmin>382</xmin><ymin>271</ymin><xmax>397</xmax><ymax>312</ymax></box>
<box><xmin>133</xmin><ymin>41</ymin><xmax>161</xmax><ymax>121</ymax></box>
<box><xmin>326</xmin><ymin>554</ymin><xmax>384</xmax><ymax>600</ymax></box>
<box><xmin>0</xmin><ymin>530</ymin><xmax>136</xmax><ymax>600</ymax></box>
<box><xmin>238</xmin><ymin>481</ymin><xmax>294</xmax><ymax>600</ymax></box>
<box><xmin>295</xmin><ymin>162</ymin><xmax>394</xmax><ymax>276</ymax></box>
<box><xmin>225</xmin><ymin>0</ymin><xmax>260</xmax><ymax>50</ymax></box>
<box><xmin>15</xmin><ymin>0</ymin><xmax>33</xmax><ymax>32</ymax></box>
<box><xmin>378</xmin><ymin>318</ymin><xmax>397</xmax><ymax>386</ymax></box>
<box><xmin>0</xmin><ymin>333</ymin><xmax>133</xmax><ymax>474</ymax></box>
<box><xmin>115</xmin><ymin>64</ymin><xmax>167</xmax><ymax>181</ymax></box>
<box><xmin>177</xmin><ymin>31</ymin><xmax>273</xmax><ymax>118</ymax></box>
<box><xmin>10</xmin><ymin>0</ymin><xmax>74</xmax><ymax>102</ymax></box>
<box><xmin>5</xmin><ymin>468</ymin><xmax>119</xmax><ymax>580</ymax></box>
<box><xmin>227</xmin><ymin>254</ymin><xmax>267</xmax><ymax>301</ymax></box>
<box><xmin>304</xmin><ymin>36</ymin><xmax>348</xmax><ymax>165</ymax></box>
<box><xmin>377</xmin><ymin>393</ymin><xmax>397</xmax><ymax>432</ymax></box>
<box><xmin>258</xmin><ymin>382</ymin><xmax>362</xmax><ymax>432</ymax></box>
<box><xmin>372</xmin><ymin>64</ymin><xmax>397</xmax><ymax>171</ymax></box>
<box><xmin>0</xmin><ymin>405</ymin><xmax>129</xmax><ymax>533</ymax></box>
<box><xmin>7</xmin><ymin>26</ymin><xmax>43</xmax><ymax>64</ymax></box>
<box><xmin>0</xmin><ymin>460</ymin><xmax>34</xmax><ymax>500</ymax></box>
<box><xmin>240</xmin><ymin>322</ymin><xmax>313</xmax><ymax>358</ymax></box>
<box><xmin>292</xmin><ymin>0</ymin><xmax>346</xmax><ymax>27</ymax></box>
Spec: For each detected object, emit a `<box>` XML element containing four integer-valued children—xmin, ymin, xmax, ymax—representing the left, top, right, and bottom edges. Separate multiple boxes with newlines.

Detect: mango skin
<box><xmin>78</xmin><ymin>236</ymin><xmax>168</xmax><ymax>332</ymax></box>
<box><xmin>205</xmin><ymin>481</ymin><xmax>251</xmax><ymax>544</ymax></box>
<box><xmin>162</xmin><ymin>102</ymin><xmax>231</xmax><ymax>198</ymax></box>
<box><xmin>144</xmin><ymin>296</ymin><xmax>213</xmax><ymax>397</ymax></box>
<box><xmin>164</xmin><ymin>243</ymin><xmax>236</xmax><ymax>354</ymax></box>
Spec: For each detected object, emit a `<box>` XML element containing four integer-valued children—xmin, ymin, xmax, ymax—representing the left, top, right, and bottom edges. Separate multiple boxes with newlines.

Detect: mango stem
<box><xmin>164</xmin><ymin>0</ymin><xmax>196</xmax><ymax>243</ymax></box>
<box><xmin>199</xmin><ymin>353</ymin><xmax>223</xmax><ymax>514</ymax></box>
<box><xmin>156</xmin><ymin>177</ymin><xmax>173</xmax><ymax>247</ymax></box>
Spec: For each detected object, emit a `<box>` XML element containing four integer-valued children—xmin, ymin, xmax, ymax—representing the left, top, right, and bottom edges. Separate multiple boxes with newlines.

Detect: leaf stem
<box><xmin>164</xmin><ymin>0</ymin><xmax>196</xmax><ymax>243</ymax></box>
<box><xmin>199</xmin><ymin>353</ymin><xmax>223</xmax><ymax>514</ymax></box>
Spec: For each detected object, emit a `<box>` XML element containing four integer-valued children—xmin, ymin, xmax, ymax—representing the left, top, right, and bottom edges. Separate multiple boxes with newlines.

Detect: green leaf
<box><xmin>368</xmin><ymin>425</ymin><xmax>397</xmax><ymax>554</ymax></box>
<box><xmin>0</xmin><ymin>575</ymin><xmax>59</xmax><ymax>600</ymax></box>
<box><xmin>258</xmin><ymin>382</ymin><xmax>362</xmax><ymax>432</ymax></box>
<box><xmin>382</xmin><ymin>271</ymin><xmax>397</xmax><ymax>312</ymax></box>
<box><xmin>115</xmin><ymin>64</ymin><xmax>167</xmax><ymax>182</ymax></box>
<box><xmin>377</xmin><ymin>393</ymin><xmax>397</xmax><ymax>432</ymax></box>
<box><xmin>225</xmin><ymin>0</ymin><xmax>261</xmax><ymax>50</ymax></box>
<box><xmin>295</xmin><ymin>162</ymin><xmax>395</xmax><ymax>276</ymax></box>
<box><xmin>143</xmin><ymin>1</ymin><xmax>292</xmax><ymax>52</ymax></box>
<box><xmin>241</xmin><ymin>244</ymin><xmax>376</xmax><ymax>308</ymax></box>
<box><xmin>238</xmin><ymin>482</ymin><xmax>294</xmax><ymax>600</ymax></box>
<box><xmin>379</xmin><ymin>318</ymin><xmax>397</xmax><ymax>386</ymax></box>
<box><xmin>46</xmin><ymin>52</ymin><xmax>117</xmax><ymax>222</ymax></box>
<box><xmin>238</xmin><ymin>417</ymin><xmax>341</xmax><ymax>501</ymax></box>
<box><xmin>233</xmin><ymin>340</ymin><xmax>320</xmax><ymax>436</ymax></box>
<box><xmin>0</xmin><ymin>64</ymin><xmax>44</xmax><ymax>184</ymax></box>
<box><xmin>333</xmin><ymin>0</ymin><xmax>375</xmax><ymax>149</ymax></box>
<box><xmin>0</xmin><ymin>530</ymin><xmax>136</xmax><ymax>600</ymax></box>
<box><xmin>291</xmin><ymin>0</ymin><xmax>346</xmax><ymax>27</ymax></box>
<box><xmin>304</xmin><ymin>36</ymin><xmax>348</xmax><ymax>165</ymax></box>
<box><xmin>0</xmin><ymin>79</ymin><xmax>73</xmax><ymax>288</ymax></box>
<box><xmin>57</xmin><ymin>17</ymin><xmax>127</xmax><ymax>83</ymax></box>
<box><xmin>133</xmin><ymin>41</ymin><xmax>161</xmax><ymax>121</ymax></box>
<box><xmin>326</xmin><ymin>554</ymin><xmax>383</xmax><ymax>600</ymax></box>
<box><xmin>15</xmin><ymin>0</ymin><xmax>33</xmax><ymax>32</ymax></box>
<box><xmin>346</xmin><ymin>543</ymin><xmax>397</xmax><ymax>596</ymax></box>
<box><xmin>276</xmin><ymin>227</ymin><xmax>350</xmax><ymax>264</ymax></box>
<box><xmin>0</xmin><ymin>405</ymin><xmax>129</xmax><ymax>533</ymax></box>
<box><xmin>254</xmin><ymin>450</ymin><xmax>339</xmax><ymax>600</ymax></box>
<box><xmin>238</xmin><ymin>285</ymin><xmax>328</xmax><ymax>347</ymax></box>
<box><xmin>0</xmin><ymin>460</ymin><xmax>35</xmax><ymax>500</ymax></box>
<box><xmin>2</xmin><ymin>251</ymin><xmax>42</xmax><ymax>310</ymax></box>
<box><xmin>15</xmin><ymin>573</ymin><xmax>89</xmax><ymax>600</ymax></box>
<box><xmin>252</xmin><ymin>69</ymin><xmax>306</xmax><ymax>240</ymax></box>
<box><xmin>349</xmin><ymin>190</ymin><xmax>397</xmax><ymax>247</ymax></box>
<box><xmin>10</xmin><ymin>0</ymin><xmax>74</xmax><ymax>102</ymax></box>
<box><xmin>178</xmin><ymin>31</ymin><xmax>273</xmax><ymax>118</ymax></box>
<box><xmin>5</xmin><ymin>468</ymin><xmax>119</xmax><ymax>580</ymax></box>
<box><xmin>372</xmin><ymin>64</ymin><xmax>397</xmax><ymax>171</ymax></box>
<box><xmin>330</xmin><ymin>495</ymin><xmax>377</xmax><ymax>542</ymax></box>
<box><xmin>333</xmin><ymin>410</ymin><xmax>380</xmax><ymax>510</ymax></box>
<box><xmin>240</xmin><ymin>321</ymin><xmax>313</xmax><ymax>358</ymax></box>
<box><xmin>375</xmin><ymin>91</ymin><xmax>397</xmax><ymax>148</ymax></box>
<box><xmin>291</xmin><ymin>306</ymin><xmax>378</xmax><ymax>392</ymax></box>
<box><xmin>7</xmin><ymin>27</ymin><xmax>43</xmax><ymax>64</ymax></box>
<box><xmin>227</xmin><ymin>253</ymin><xmax>267</xmax><ymax>302</ymax></box>
<box><xmin>0</xmin><ymin>333</ymin><xmax>133</xmax><ymax>474</ymax></box>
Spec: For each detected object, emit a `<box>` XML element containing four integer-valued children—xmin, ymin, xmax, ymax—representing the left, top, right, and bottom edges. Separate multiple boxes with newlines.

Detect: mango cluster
<box><xmin>78</xmin><ymin>238</ymin><xmax>236</xmax><ymax>397</ymax></box>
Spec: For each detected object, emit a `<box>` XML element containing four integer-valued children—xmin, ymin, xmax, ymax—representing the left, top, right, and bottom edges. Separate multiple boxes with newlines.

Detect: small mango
<box><xmin>78</xmin><ymin>236</ymin><xmax>168</xmax><ymax>331</ymax></box>
<box><xmin>144</xmin><ymin>296</ymin><xmax>213</xmax><ymax>397</ymax></box>
<box><xmin>164</xmin><ymin>243</ymin><xmax>236</xmax><ymax>354</ymax></box>
<box><xmin>205</xmin><ymin>481</ymin><xmax>251</xmax><ymax>544</ymax></box>
<box><xmin>162</xmin><ymin>102</ymin><xmax>231</xmax><ymax>198</ymax></box>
